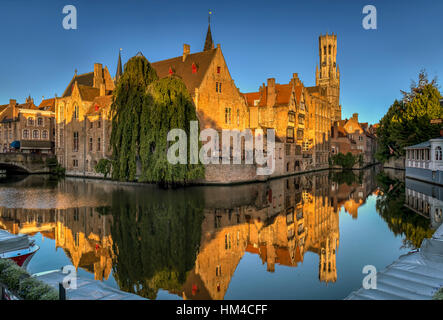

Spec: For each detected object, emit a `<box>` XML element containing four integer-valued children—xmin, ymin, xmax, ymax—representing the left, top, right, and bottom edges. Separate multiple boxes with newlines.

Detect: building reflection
<box><xmin>0</xmin><ymin>168</ymin><xmax>386</xmax><ymax>300</ymax></box>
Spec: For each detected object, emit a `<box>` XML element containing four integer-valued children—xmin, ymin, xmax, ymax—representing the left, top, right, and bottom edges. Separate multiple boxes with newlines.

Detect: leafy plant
<box><xmin>95</xmin><ymin>158</ymin><xmax>112</xmax><ymax>178</ymax></box>
<box><xmin>0</xmin><ymin>258</ymin><xmax>59</xmax><ymax>300</ymax></box>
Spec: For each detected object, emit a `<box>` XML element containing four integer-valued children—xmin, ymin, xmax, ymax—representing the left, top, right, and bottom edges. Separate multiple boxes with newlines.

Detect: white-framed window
<box><xmin>28</xmin><ymin>117</ymin><xmax>35</xmax><ymax>126</ymax></box>
<box><xmin>42</xmin><ymin>130</ymin><xmax>48</xmax><ymax>139</ymax></box>
<box><xmin>37</xmin><ymin>117</ymin><xmax>44</xmax><ymax>126</ymax></box>
<box><xmin>32</xmin><ymin>129</ymin><xmax>40</xmax><ymax>139</ymax></box>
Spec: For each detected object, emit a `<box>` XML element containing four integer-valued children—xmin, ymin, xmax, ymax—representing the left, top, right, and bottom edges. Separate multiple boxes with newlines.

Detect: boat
<box><xmin>0</xmin><ymin>229</ymin><xmax>39</xmax><ymax>268</ymax></box>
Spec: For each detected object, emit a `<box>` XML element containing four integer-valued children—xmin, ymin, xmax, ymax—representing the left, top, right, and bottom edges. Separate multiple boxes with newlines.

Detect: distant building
<box><xmin>405</xmin><ymin>137</ymin><xmax>443</xmax><ymax>186</ymax></box>
<box><xmin>0</xmin><ymin>96</ymin><xmax>55</xmax><ymax>154</ymax></box>
<box><xmin>330</xmin><ymin>113</ymin><xmax>377</xmax><ymax>166</ymax></box>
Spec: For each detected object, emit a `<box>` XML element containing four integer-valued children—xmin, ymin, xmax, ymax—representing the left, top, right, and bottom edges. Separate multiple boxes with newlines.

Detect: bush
<box><xmin>434</xmin><ymin>288</ymin><xmax>443</xmax><ymax>300</ymax></box>
<box><xmin>95</xmin><ymin>158</ymin><xmax>112</xmax><ymax>178</ymax></box>
<box><xmin>330</xmin><ymin>152</ymin><xmax>358</xmax><ymax>169</ymax></box>
<box><xmin>0</xmin><ymin>258</ymin><xmax>59</xmax><ymax>300</ymax></box>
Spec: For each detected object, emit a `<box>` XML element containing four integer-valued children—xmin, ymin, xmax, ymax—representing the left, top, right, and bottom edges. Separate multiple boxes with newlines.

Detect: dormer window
<box><xmin>217</xmin><ymin>66</ymin><xmax>221</xmax><ymax>74</ymax></box>
<box><xmin>168</xmin><ymin>67</ymin><xmax>174</xmax><ymax>75</ymax></box>
<box><xmin>192</xmin><ymin>63</ymin><xmax>197</xmax><ymax>74</ymax></box>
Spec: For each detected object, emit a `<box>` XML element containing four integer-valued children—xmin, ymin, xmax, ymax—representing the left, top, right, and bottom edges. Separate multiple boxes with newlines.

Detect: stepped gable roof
<box><xmin>151</xmin><ymin>48</ymin><xmax>217</xmax><ymax>95</ymax></box>
<box><xmin>38</xmin><ymin>98</ymin><xmax>56</xmax><ymax>112</ymax></box>
<box><xmin>62</xmin><ymin>72</ymin><xmax>94</xmax><ymax>97</ymax></box>
<box><xmin>86</xmin><ymin>95</ymin><xmax>113</xmax><ymax>116</ymax></box>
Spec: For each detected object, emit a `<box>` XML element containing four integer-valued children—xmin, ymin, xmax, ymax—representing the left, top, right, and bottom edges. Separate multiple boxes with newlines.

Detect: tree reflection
<box><xmin>375</xmin><ymin>172</ymin><xmax>433</xmax><ymax>248</ymax></box>
<box><xmin>110</xmin><ymin>187</ymin><xmax>205</xmax><ymax>299</ymax></box>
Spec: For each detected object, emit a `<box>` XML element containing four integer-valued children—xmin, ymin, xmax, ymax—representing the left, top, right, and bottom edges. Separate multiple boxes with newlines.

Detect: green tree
<box><xmin>139</xmin><ymin>76</ymin><xmax>205</xmax><ymax>187</ymax></box>
<box><xmin>376</xmin><ymin>70</ymin><xmax>443</xmax><ymax>162</ymax></box>
<box><xmin>110</xmin><ymin>54</ymin><xmax>158</xmax><ymax>181</ymax></box>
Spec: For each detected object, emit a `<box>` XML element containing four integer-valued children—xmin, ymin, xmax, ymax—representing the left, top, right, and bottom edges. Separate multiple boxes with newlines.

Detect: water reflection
<box><xmin>0</xmin><ymin>167</ymin><xmax>440</xmax><ymax>300</ymax></box>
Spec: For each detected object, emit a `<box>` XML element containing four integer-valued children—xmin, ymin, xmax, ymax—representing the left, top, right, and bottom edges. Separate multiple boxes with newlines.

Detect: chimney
<box><xmin>93</xmin><ymin>63</ymin><xmax>104</xmax><ymax>88</ymax></box>
<box><xmin>100</xmin><ymin>83</ymin><xmax>106</xmax><ymax>96</ymax></box>
<box><xmin>10</xmin><ymin>99</ymin><xmax>17</xmax><ymax>119</ymax></box>
<box><xmin>352</xmin><ymin>113</ymin><xmax>358</xmax><ymax>122</ymax></box>
<box><xmin>183</xmin><ymin>44</ymin><xmax>190</xmax><ymax>62</ymax></box>
<box><xmin>267</xmin><ymin>78</ymin><xmax>276</xmax><ymax>107</ymax></box>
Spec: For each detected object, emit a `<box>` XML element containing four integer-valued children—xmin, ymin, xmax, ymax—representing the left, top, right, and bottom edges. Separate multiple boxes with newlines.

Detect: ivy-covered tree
<box><xmin>139</xmin><ymin>76</ymin><xmax>205</xmax><ymax>186</ymax></box>
<box><xmin>376</xmin><ymin>70</ymin><xmax>443</xmax><ymax>162</ymax></box>
<box><xmin>110</xmin><ymin>54</ymin><xmax>158</xmax><ymax>181</ymax></box>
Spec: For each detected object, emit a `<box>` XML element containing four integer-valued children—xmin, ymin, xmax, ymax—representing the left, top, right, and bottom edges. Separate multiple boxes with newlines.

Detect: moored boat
<box><xmin>0</xmin><ymin>229</ymin><xmax>39</xmax><ymax>268</ymax></box>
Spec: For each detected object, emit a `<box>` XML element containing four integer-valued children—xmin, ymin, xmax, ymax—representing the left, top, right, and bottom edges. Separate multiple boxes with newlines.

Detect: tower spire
<box><xmin>115</xmin><ymin>48</ymin><xmax>123</xmax><ymax>83</ymax></box>
<box><xmin>203</xmin><ymin>10</ymin><xmax>214</xmax><ymax>51</ymax></box>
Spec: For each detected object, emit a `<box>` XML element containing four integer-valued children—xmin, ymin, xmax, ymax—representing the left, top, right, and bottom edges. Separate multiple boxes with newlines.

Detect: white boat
<box><xmin>0</xmin><ymin>229</ymin><xmax>39</xmax><ymax>268</ymax></box>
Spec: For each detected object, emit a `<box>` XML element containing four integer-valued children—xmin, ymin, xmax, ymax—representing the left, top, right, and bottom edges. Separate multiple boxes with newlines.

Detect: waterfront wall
<box><xmin>383</xmin><ymin>156</ymin><xmax>405</xmax><ymax>170</ymax></box>
<box><xmin>406</xmin><ymin>166</ymin><xmax>443</xmax><ymax>186</ymax></box>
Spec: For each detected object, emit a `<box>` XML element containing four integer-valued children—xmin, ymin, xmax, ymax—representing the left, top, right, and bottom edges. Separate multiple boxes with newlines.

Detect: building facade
<box><xmin>0</xmin><ymin>97</ymin><xmax>55</xmax><ymax>154</ymax></box>
<box><xmin>330</xmin><ymin>113</ymin><xmax>377</xmax><ymax>166</ymax></box>
<box><xmin>55</xmin><ymin>63</ymin><xmax>114</xmax><ymax>175</ymax></box>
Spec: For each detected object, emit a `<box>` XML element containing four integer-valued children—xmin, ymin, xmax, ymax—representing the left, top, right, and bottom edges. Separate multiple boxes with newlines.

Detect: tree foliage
<box><xmin>110</xmin><ymin>55</ymin><xmax>158</xmax><ymax>181</ymax></box>
<box><xmin>110</xmin><ymin>54</ymin><xmax>204</xmax><ymax>186</ymax></box>
<box><xmin>376</xmin><ymin>70</ymin><xmax>443</xmax><ymax>162</ymax></box>
<box><xmin>375</xmin><ymin>172</ymin><xmax>434</xmax><ymax>248</ymax></box>
<box><xmin>139</xmin><ymin>77</ymin><xmax>205</xmax><ymax>186</ymax></box>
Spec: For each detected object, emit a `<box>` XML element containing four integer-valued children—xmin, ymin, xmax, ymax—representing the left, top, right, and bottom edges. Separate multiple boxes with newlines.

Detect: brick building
<box><xmin>55</xmin><ymin>63</ymin><xmax>115</xmax><ymax>175</ymax></box>
<box><xmin>0</xmin><ymin>96</ymin><xmax>55</xmax><ymax>154</ymax></box>
<box><xmin>330</xmin><ymin>113</ymin><xmax>377</xmax><ymax>166</ymax></box>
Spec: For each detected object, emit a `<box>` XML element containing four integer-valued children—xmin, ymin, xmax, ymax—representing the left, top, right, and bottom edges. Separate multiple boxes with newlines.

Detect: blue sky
<box><xmin>0</xmin><ymin>0</ymin><xmax>442</xmax><ymax>124</ymax></box>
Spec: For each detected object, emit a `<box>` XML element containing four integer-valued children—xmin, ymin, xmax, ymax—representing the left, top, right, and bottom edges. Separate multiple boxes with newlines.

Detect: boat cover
<box><xmin>346</xmin><ymin>223</ymin><xmax>443</xmax><ymax>300</ymax></box>
<box><xmin>0</xmin><ymin>229</ymin><xmax>30</xmax><ymax>253</ymax></box>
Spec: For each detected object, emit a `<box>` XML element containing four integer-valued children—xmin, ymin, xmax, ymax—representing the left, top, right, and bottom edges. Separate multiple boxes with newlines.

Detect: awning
<box><xmin>10</xmin><ymin>140</ymin><xmax>20</xmax><ymax>149</ymax></box>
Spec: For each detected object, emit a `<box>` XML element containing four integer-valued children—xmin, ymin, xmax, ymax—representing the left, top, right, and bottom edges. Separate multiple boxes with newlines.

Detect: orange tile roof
<box><xmin>275</xmin><ymin>84</ymin><xmax>292</xmax><ymax>106</ymax></box>
<box><xmin>86</xmin><ymin>95</ymin><xmax>113</xmax><ymax>115</ymax></box>
<box><xmin>151</xmin><ymin>48</ymin><xmax>217</xmax><ymax>95</ymax></box>
<box><xmin>38</xmin><ymin>98</ymin><xmax>56</xmax><ymax>112</ymax></box>
<box><xmin>243</xmin><ymin>92</ymin><xmax>261</xmax><ymax>107</ymax></box>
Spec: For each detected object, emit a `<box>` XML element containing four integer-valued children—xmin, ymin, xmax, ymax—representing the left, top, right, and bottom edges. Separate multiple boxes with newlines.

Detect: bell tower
<box><xmin>316</xmin><ymin>33</ymin><xmax>341</xmax><ymax>121</ymax></box>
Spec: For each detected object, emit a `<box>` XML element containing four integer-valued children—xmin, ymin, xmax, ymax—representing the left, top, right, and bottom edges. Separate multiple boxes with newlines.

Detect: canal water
<box><xmin>0</xmin><ymin>167</ymin><xmax>440</xmax><ymax>300</ymax></box>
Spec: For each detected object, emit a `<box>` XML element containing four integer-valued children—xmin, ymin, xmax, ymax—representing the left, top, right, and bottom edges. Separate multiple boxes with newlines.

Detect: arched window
<box><xmin>42</xmin><ymin>130</ymin><xmax>48</xmax><ymax>139</ymax></box>
<box><xmin>73</xmin><ymin>104</ymin><xmax>79</xmax><ymax>119</ymax></box>
<box><xmin>436</xmin><ymin>146</ymin><xmax>442</xmax><ymax>161</ymax></box>
<box><xmin>22</xmin><ymin>129</ymin><xmax>29</xmax><ymax>139</ymax></box>
<box><xmin>32</xmin><ymin>130</ymin><xmax>40</xmax><ymax>139</ymax></box>
<box><xmin>37</xmin><ymin>117</ymin><xmax>43</xmax><ymax>126</ymax></box>
<box><xmin>28</xmin><ymin>117</ymin><xmax>34</xmax><ymax>126</ymax></box>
